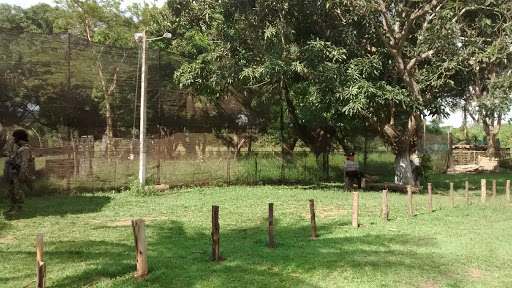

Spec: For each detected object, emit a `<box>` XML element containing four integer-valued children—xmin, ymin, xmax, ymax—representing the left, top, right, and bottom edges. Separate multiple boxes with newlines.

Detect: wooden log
<box><xmin>309</xmin><ymin>199</ymin><xmax>317</xmax><ymax>238</ymax></box>
<box><xmin>36</xmin><ymin>233</ymin><xmax>45</xmax><ymax>288</ymax></box>
<box><xmin>382</xmin><ymin>189</ymin><xmax>388</xmax><ymax>221</ymax></box>
<box><xmin>465</xmin><ymin>181</ymin><xmax>469</xmax><ymax>204</ymax></box>
<box><xmin>268</xmin><ymin>203</ymin><xmax>275</xmax><ymax>249</ymax></box>
<box><xmin>364</xmin><ymin>182</ymin><xmax>421</xmax><ymax>193</ymax></box>
<box><xmin>408</xmin><ymin>185</ymin><xmax>413</xmax><ymax>217</ymax></box>
<box><xmin>492</xmin><ymin>180</ymin><xmax>496</xmax><ymax>201</ymax></box>
<box><xmin>131</xmin><ymin>219</ymin><xmax>148</xmax><ymax>276</ymax></box>
<box><xmin>481</xmin><ymin>179</ymin><xmax>486</xmax><ymax>203</ymax></box>
<box><xmin>428</xmin><ymin>183</ymin><xmax>433</xmax><ymax>212</ymax></box>
<box><xmin>211</xmin><ymin>206</ymin><xmax>220</xmax><ymax>261</ymax></box>
<box><xmin>352</xmin><ymin>192</ymin><xmax>359</xmax><ymax>228</ymax></box>
<box><xmin>450</xmin><ymin>183</ymin><xmax>454</xmax><ymax>208</ymax></box>
<box><xmin>507</xmin><ymin>180</ymin><xmax>510</xmax><ymax>202</ymax></box>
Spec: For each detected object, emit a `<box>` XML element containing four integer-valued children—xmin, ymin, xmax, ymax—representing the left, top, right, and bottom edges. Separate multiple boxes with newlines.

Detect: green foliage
<box><xmin>127</xmin><ymin>179</ymin><xmax>159</xmax><ymax>197</ymax></box>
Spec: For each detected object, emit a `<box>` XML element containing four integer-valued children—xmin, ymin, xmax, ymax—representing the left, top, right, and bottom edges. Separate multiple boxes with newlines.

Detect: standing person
<box><xmin>344</xmin><ymin>152</ymin><xmax>364</xmax><ymax>189</ymax></box>
<box><xmin>4</xmin><ymin>129</ymin><xmax>32</xmax><ymax>214</ymax></box>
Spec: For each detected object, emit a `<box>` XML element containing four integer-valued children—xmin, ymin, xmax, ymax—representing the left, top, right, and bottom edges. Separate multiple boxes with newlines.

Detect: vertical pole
<box><xmin>211</xmin><ymin>206</ymin><xmax>220</xmax><ymax>261</ymax></box>
<box><xmin>408</xmin><ymin>185</ymin><xmax>413</xmax><ymax>217</ymax></box>
<box><xmin>450</xmin><ymin>183</ymin><xmax>454</xmax><ymax>208</ymax></box>
<box><xmin>507</xmin><ymin>180</ymin><xmax>510</xmax><ymax>202</ymax></box>
<box><xmin>139</xmin><ymin>30</ymin><xmax>148</xmax><ymax>185</ymax></box>
<box><xmin>254</xmin><ymin>154</ymin><xmax>258</xmax><ymax>183</ymax></box>
<box><xmin>309</xmin><ymin>199</ymin><xmax>317</xmax><ymax>238</ymax></box>
<box><xmin>428</xmin><ymin>183</ymin><xmax>433</xmax><ymax>212</ymax></box>
<box><xmin>382</xmin><ymin>189</ymin><xmax>388</xmax><ymax>220</ymax></box>
<box><xmin>465</xmin><ymin>181</ymin><xmax>469</xmax><ymax>204</ymax></box>
<box><xmin>481</xmin><ymin>179</ymin><xmax>486</xmax><ymax>203</ymax></box>
<box><xmin>268</xmin><ymin>203</ymin><xmax>275</xmax><ymax>249</ymax></box>
<box><xmin>280</xmin><ymin>91</ymin><xmax>285</xmax><ymax>184</ymax></box>
<box><xmin>156</xmin><ymin>142</ymin><xmax>161</xmax><ymax>185</ymax></box>
<box><xmin>352</xmin><ymin>192</ymin><xmax>359</xmax><ymax>228</ymax></box>
<box><xmin>36</xmin><ymin>233</ymin><xmax>45</xmax><ymax>288</ymax></box>
<box><xmin>492</xmin><ymin>180</ymin><xmax>496</xmax><ymax>201</ymax></box>
<box><xmin>227</xmin><ymin>151</ymin><xmax>231</xmax><ymax>186</ymax></box>
<box><xmin>132</xmin><ymin>219</ymin><xmax>148</xmax><ymax>277</ymax></box>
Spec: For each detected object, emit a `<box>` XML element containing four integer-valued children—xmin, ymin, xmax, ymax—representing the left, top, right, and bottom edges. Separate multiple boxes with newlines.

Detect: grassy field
<box><xmin>1</xmin><ymin>174</ymin><xmax>511</xmax><ymax>287</ymax></box>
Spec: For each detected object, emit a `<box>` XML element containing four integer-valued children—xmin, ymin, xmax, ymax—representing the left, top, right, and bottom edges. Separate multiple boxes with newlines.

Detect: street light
<box><xmin>134</xmin><ymin>31</ymin><xmax>172</xmax><ymax>185</ymax></box>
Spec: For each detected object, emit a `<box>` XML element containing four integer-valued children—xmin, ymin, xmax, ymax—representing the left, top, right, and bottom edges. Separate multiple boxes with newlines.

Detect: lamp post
<box><xmin>134</xmin><ymin>31</ymin><xmax>171</xmax><ymax>185</ymax></box>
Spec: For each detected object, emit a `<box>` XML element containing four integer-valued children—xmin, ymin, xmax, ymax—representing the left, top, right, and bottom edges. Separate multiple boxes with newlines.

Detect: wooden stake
<box><xmin>428</xmin><ymin>183</ymin><xmax>433</xmax><ymax>212</ymax></box>
<box><xmin>492</xmin><ymin>180</ymin><xmax>496</xmax><ymax>201</ymax></box>
<box><xmin>450</xmin><ymin>183</ymin><xmax>454</xmax><ymax>208</ymax></box>
<box><xmin>131</xmin><ymin>219</ymin><xmax>148</xmax><ymax>276</ymax></box>
<box><xmin>268</xmin><ymin>203</ymin><xmax>275</xmax><ymax>249</ymax></box>
<box><xmin>507</xmin><ymin>180</ymin><xmax>510</xmax><ymax>202</ymax></box>
<box><xmin>309</xmin><ymin>199</ymin><xmax>317</xmax><ymax>238</ymax></box>
<box><xmin>407</xmin><ymin>185</ymin><xmax>413</xmax><ymax>217</ymax></box>
<box><xmin>465</xmin><ymin>181</ymin><xmax>469</xmax><ymax>204</ymax></box>
<box><xmin>211</xmin><ymin>206</ymin><xmax>220</xmax><ymax>261</ymax></box>
<box><xmin>481</xmin><ymin>179</ymin><xmax>486</xmax><ymax>203</ymax></box>
<box><xmin>36</xmin><ymin>233</ymin><xmax>45</xmax><ymax>288</ymax></box>
<box><xmin>352</xmin><ymin>192</ymin><xmax>359</xmax><ymax>227</ymax></box>
<box><xmin>382</xmin><ymin>189</ymin><xmax>388</xmax><ymax>220</ymax></box>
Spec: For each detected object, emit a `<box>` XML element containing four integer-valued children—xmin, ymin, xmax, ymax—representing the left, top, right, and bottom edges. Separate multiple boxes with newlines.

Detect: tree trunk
<box><xmin>105</xmin><ymin>95</ymin><xmax>114</xmax><ymax>162</ymax></box>
<box><xmin>394</xmin><ymin>152</ymin><xmax>416</xmax><ymax>186</ymax></box>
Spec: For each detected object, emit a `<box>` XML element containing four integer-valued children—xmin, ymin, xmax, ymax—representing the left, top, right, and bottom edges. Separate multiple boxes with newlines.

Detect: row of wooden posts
<box><xmin>31</xmin><ymin>179</ymin><xmax>511</xmax><ymax>285</ymax></box>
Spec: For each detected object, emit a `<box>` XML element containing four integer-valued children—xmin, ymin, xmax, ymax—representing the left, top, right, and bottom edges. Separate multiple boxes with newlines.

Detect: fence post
<box><xmin>507</xmin><ymin>180</ymin><xmax>510</xmax><ymax>202</ymax></box>
<box><xmin>268</xmin><ymin>203</ymin><xmax>275</xmax><ymax>249</ymax></box>
<box><xmin>226</xmin><ymin>152</ymin><xmax>231</xmax><ymax>186</ymax></box>
<box><xmin>211</xmin><ymin>206</ymin><xmax>220</xmax><ymax>261</ymax></box>
<box><xmin>465</xmin><ymin>181</ymin><xmax>469</xmax><ymax>204</ymax></box>
<box><xmin>382</xmin><ymin>189</ymin><xmax>389</xmax><ymax>220</ymax></box>
<box><xmin>309</xmin><ymin>199</ymin><xmax>317</xmax><ymax>238</ymax></box>
<box><xmin>132</xmin><ymin>219</ymin><xmax>148</xmax><ymax>277</ymax></box>
<box><xmin>481</xmin><ymin>179</ymin><xmax>486</xmax><ymax>203</ymax></box>
<box><xmin>352</xmin><ymin>192</ymin><xmax>359</xmax><ymax>228</ymax></box>
<box><xmin>450</xmin><ymin>183</ymin><xmax>454</xmax><ymax>208</ymax></box>
<box><xmin>408</xmin><ymin>185</ymin><xmax>413</xmax><ymax>217</ymax></box>
<box><xmin>36</xmin><ymin>233</ymin><xmax>45</xmax><ymax>288</ymax></box>
<box><xmin>492</xmin><ymin>180</ymin><xmax>496</xmax><ymax>201</ymax></box>
<box><xmin>428</xmin><ymin>183</ymin><xmax>433</xmax><ymax>212</ymax></box>
<box><xmin>156</xmin><ymin>144</ymin><xmax>161</xmax><ymax>185</ymax></box>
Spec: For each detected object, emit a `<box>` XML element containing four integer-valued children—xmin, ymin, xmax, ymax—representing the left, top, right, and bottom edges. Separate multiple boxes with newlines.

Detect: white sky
<box><xmin>0</xmin><ymin>0</ymin><xmax>166</xmax><ymax>9</ymax></box>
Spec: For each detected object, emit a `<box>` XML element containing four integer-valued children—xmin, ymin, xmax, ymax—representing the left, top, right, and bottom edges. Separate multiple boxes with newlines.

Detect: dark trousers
<box><xmin>345</xmin><ymin>171</ymin><xmax>364</xmax><ymax>189</ymax></box>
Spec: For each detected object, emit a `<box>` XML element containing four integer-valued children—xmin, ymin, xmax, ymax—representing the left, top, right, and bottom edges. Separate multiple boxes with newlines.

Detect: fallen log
<box><xmin>363</xmin><ymin>182</ymin><xmax>422</xmax><ymax>193</ymax></box>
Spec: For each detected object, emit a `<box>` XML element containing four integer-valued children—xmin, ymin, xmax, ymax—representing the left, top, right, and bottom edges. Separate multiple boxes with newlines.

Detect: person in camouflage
<box><xmin>5</xmin><ymin>129</ymin><xmax>32</xmax><ymax>214</ymax></box>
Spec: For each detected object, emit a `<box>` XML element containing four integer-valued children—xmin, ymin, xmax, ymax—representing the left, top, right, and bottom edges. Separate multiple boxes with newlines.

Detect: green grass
<box><xmin>1</xmin><ymin>181</ymin><xmax>512</xmax><ymax>287</ymax></box>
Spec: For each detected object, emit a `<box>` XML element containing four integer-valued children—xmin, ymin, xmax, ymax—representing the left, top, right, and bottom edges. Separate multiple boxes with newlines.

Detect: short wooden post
<box><xmin>481</xmin><ymin>179</ymin><xmax>486</xmax><ymax>203</ymax></box>
<box><xmin>382</xmin><ymin>189</ymin><xmax>388</xmax><ymax>220</ymax></box>
<box><xmin>36</xmin><ymin>233</ymin><xmax>45</xmax><ymax>288</ymax></box>
<box><xmin>268</xmin><ymin>203</ymin><xmax>275</xmax><ymax>249</ymax></box>
<box><xmin>428</xmin><ymin>183</ymin><xmax>433</xmax><ymax>212</ymax></box>
<box><xmin>465</xmin><ymin>181</ymin><xmax>469</xmax><ymax>204</ymax></box>
<box><xmin>407</xmin><ymin>185</ymin><xmax>413</xmax><ymax>217</ymax></box>
<box><xmin>309</xmin><ymin>199</ymin><xmax>317</xmax><ymax>238</ymax></box>
<box><xmin>450</xmin><ymin>183</ymin><xmax>454</xmax><ymax>208</ymax></box>
<box><xmin>492</xmin><ymin>180</ymin><xmax>496</xmax><ymax>201</ymax></box>
<box><xmin>211</xmin><ymin>206</ymin><xmax>220</xmax><ymax>261</ymax></box>
<box><xmin>131</xmin><ymin>219</ymin><xmax>148</xmax><ymax>277</ymax></box>
<box><xmin>507</xmin><ymin>180</ymin><xmax>510</xmax><ymax>202</ymax></box>
<box><xmin>352</xmin><ymin>192</ymin><xmax>359</xmax><ymax>227</ymax></box>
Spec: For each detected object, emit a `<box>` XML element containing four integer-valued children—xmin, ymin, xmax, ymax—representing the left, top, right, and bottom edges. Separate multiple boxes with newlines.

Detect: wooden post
<box><xmin>131</xmin><ymin>219</ymin><xmax>148</xmax><ymax>277</ymax></box>
<box><xmin>309</xmin><ymin>199</ymin><xmax>317</xmax><ymax>238</ymax></box>
<box><xmin>407</xmin><ymin>185</ymin><xmax>413</xmax><ymax>217</ymax></box>
<box><xmin>268</xmin><ymin>203</ymin><xmax>275</xmax><ymax>249</ymax></box>
<box><xmin>156</xmin><ymin>144</ymin><xmax>161</xmax><ymax>185</ymax></box>
<box><xmin>211</xmin><ymin>206</ymin><xmax>220</xmax><ymax>261</ymax></box>
<box><xmin>450</xmin><ymin>183</ymin><xmax>454</xmax><ymax>208</ymax></box>
<box><xmin>428</xmin><ymin>183</ymin><xmax>433</xmax><ymax>212</ymax></box>
<box><xmin>507</xmin><ymin>180</ymin><xmax>510</xmax><ymax>202</ymax></box>
<box><xmin>465</xmin><ymin>181</ymin><xmax>469</xmax><ymax>204</ymax></box>
<box><xmin>382</xmin><ymin>189</ymin><xmax>388</xmax><ymax>220</ymax></box>
<box><xmin>352</xmin><ymin>192</ymin><xmax>359</xmax><ymax>227</ymax></box>
<box><xmin>481</xmin><ymin>179</ymin><xmax>486</xmax><ymax>203</ymax></box>
<box><xmin>226</xmin><ymin>153</ymin><xmax>231</xmax><ymax>186</ymax></box>
<box><xmin>492</xmin><ymin>180</ymin><xmax>496</xmax><ymax>201</ymax></box>
<box><xmin>36</xmin><ymin>233</ymin><xmax>45</xmax><ymax>288</ymax></box>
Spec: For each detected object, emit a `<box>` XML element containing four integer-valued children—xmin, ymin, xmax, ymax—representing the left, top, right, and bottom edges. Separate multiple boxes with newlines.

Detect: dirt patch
<box><xmin>420</xmin><ymin>281</ymin><xmax>438</xmax><ymax>288</ymax></box>
<box><xmin>91</xmin><ymin>220</ymin><xmax>101</xmax><ymax>224</ymax></box>
<box><xmin>0</xmin><ymin>236</ymin><xmax>13</xmax><ymax>243</ymax></box>
<box><xmin>302</xmin><ymin>206</ymin><xmax>347</xmax><ymax>219</ymax></box>
<box><xmin>470</xmin><ymin>268</ymin><xmax>486</xmax><ymax>278</ymax></box>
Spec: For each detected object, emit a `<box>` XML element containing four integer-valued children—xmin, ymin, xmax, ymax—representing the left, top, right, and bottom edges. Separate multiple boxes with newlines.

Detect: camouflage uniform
<box><xmin>7</xmin><ymin>140</ymin><xmax>31</xmax><ymax>212</ymax></box>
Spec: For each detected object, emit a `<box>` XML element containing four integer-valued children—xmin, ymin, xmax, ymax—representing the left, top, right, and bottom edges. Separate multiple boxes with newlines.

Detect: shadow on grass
<box><xmin>1</xmin><ymin>195</ymin><xmax>112</xmax><ymax>221</ymax></box>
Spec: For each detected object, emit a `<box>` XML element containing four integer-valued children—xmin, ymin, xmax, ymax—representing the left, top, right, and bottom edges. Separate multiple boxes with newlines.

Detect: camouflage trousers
<box><xmin>9</xmin><ymin>178</ymin><xmax>25</xmax><ymax>211</ymax></box>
